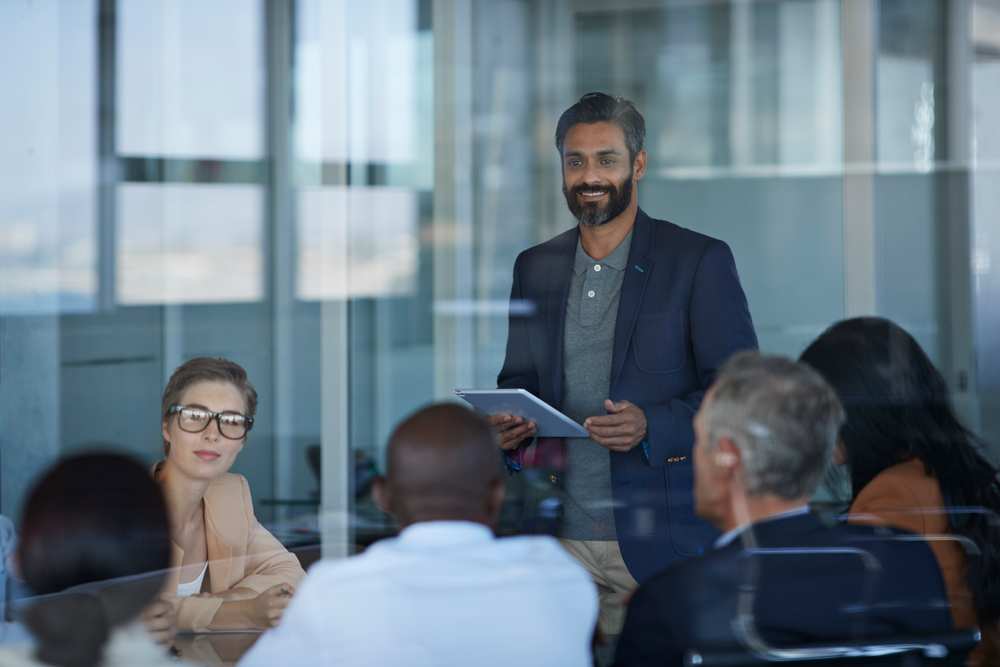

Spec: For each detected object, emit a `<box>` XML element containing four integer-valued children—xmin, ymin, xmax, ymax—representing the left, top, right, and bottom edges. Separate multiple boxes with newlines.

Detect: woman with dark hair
<box><xmin>0</xmin><ymin>452</ymin><xmax>181</xmax><ymax>667</ymax></box>
<box><xmin>800</xmin><ymin>317</ymin><xmax>1000</xmax><ymax>660</ymax></box>
<box><xmin>155</xmin><ymin>357</ymin><xmax>303</xmax><ymax>632</ymax></box>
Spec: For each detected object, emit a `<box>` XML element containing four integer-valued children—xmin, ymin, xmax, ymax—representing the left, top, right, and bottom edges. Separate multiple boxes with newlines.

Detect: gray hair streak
<box><xmin>701</xmin><ymin>351</ymin><xmax>845</xmax><ymax>499</ymax></box>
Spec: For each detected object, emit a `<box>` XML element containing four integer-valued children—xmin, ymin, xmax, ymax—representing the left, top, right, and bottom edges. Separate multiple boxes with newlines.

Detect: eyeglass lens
<box><xmin>177</xmin><ymin>407</ymin><xmax>248</xmax><ymax>439</ymax></box>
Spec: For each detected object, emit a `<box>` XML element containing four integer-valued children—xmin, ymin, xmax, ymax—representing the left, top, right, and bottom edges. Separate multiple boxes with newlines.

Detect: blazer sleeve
<box><xmin>497</xmin><ymin>253</ymin><xmax>540</xmax><ymax>395</ymax></box>
<box><xmin>173</xmin><ymin>476</ymin><xmax>305</xmax><ymax>632</ymax></box>
<box><xmin>230</xmin><ymin>474</ymin><xmax>306</xmax><ymax>594</ymax></box>
<box><xmin>642</xmin><ymin>240</ymin><xmax>758</xmax><ymax>466</ymax></box>
<box><xmin>497</xmin><ymin>253</ymin><xmax>542</xmax><ymax>471</ymax></box>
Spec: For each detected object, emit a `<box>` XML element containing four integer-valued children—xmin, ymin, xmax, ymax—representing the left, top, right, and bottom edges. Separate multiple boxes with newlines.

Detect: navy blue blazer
<box><xmin>613</xmin><ymin>512</ymin><xmax>955</xmax><ymax>667</ymax></box>
<box><xmin>497</xmin><ymin>209</ymin><xmax>758</xmax><ymax>581</ymax></box>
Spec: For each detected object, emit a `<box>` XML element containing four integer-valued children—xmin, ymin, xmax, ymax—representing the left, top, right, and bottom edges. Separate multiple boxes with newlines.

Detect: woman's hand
<box><xmin>204</xmin><ymin>583</ymin><xmax>296</xmax><ymax>630</ymax></box>
<box><xmin>141</xmin><ymin>596</ymin><xmax>177</xmax><ymax>647</ymax></box>
<box><xmin>245</xmin><ymin>583</ymin><xmax>295</xmax><ymax>628</ymax></box>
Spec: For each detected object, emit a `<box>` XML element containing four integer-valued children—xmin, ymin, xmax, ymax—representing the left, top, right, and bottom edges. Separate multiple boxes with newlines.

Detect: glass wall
<box><xmin>2</xmin><ymin>0</ymin><xmax>999</xmax><ymax>551</ymax></box>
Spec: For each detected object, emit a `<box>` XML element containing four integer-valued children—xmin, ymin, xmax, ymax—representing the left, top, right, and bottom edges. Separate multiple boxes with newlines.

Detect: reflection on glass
<box><xmin>295</xmin><ymin>0</ymin><xmax>423</xmax><ymax>166</ymax></box>
<box><xmin>575</xmin><ymin>0</ymin><xmax>842</xmax><ymax>173</ymax></box>
<box><xmin>877</xmin><ymin>0</ymin><xmax>944</xmax><ymax>169</ymax></box>
<box><xmin>297</xmin><ymin>187</ymin><xmax>418</xmax><ymax>300</ymax></box>
<box><xmin>972</xmin><ymin>0</ymin><xmax>1000</xmax><ymax>390</ymax></box>
<box><xmin>117</xmin><ymin>184</ymin><xmax>262</xmax><ymax>304</ymax></box>
<box><xmin>117</xmin><ymin>0</ymin><xmax>263</xmax><ymax>159</ymax></box>
<box><xmin>0</xmin><ymin>0</ymin><xmax>97</xmax><ymax>314</ymax></box>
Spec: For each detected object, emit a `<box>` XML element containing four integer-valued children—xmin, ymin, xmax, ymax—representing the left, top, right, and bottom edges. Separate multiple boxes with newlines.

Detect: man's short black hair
<box><xmin>555</xmin><ymin>92</ymin><xmax>646</xmax><ymax>163</ymax></box>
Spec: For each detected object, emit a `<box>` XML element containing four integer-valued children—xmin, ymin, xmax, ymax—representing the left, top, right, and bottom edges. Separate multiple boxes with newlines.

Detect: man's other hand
<box><xmin>584</xmin><ymin>400</ymin><xmax>647</xmax><ymax>452</ymax></box>
<box><xmin>487</xmin><ymin>413</ymin><xmax>537</xmax><ymax>451</ymax></box>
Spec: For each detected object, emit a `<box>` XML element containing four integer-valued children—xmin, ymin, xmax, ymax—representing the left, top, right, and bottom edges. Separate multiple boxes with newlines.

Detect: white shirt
<box><xmin>175</xmin><ymin>563</ymin><xmax>207</xmax><ymax>598</ymax></box>
<box><xmin>239</xmin><ymin>521</ymin><xmax>598</xmax><ymax>667</ymax></box>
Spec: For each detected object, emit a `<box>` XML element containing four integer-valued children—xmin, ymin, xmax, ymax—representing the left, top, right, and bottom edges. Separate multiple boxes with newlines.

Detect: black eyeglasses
<box><xmin>168</xmin><ymin>404</ymin><xmax>254</xmax><ymax>440</ymax></box>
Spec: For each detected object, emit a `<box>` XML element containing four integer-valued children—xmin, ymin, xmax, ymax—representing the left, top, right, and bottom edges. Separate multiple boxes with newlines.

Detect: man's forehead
<box><xmin>563</xmin><ymin>121</ymin><xmax>627</xmax><ymax>152</ymax></box>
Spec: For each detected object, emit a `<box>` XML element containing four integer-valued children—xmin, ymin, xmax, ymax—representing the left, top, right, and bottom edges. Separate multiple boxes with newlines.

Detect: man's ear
<box><xmin>633</xmin><ymin>149</ymin><xmax>647</xmax><ymax>181</ymax></box>
<box><xmin>714</xmin><ymin>438</ymin><xmax>741</xmax><ymax>470</ymax></box>
<box><xmin>372</xmin><ymin>476</ymin><xmax>391</xmax><ymax>515</ymax></box>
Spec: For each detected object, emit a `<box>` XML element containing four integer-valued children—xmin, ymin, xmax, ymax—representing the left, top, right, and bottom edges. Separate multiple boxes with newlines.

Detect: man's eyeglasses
<box><xmin>168</xmin><ymin>404</ymin><xmax>254</xmax><ymax>440</ymax></box>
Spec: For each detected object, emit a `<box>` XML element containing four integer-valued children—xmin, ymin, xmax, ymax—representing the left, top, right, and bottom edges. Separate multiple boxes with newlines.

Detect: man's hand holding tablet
<box><xmin>456</xmin><ymin>388</ymin><xmax>586</xmax><ymax>445</ymax></box>
<box><xmin>486</xmin><ymin>413</ymin><xmax>537</xmax><ymax>450</ymax></box>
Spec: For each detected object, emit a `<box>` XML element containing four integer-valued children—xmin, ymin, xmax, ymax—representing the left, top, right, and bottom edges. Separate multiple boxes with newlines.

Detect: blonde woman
<box><xmin>156</xmin><ymin>357</ymin><xmax>304</xmax><ymax>632</ymax></box>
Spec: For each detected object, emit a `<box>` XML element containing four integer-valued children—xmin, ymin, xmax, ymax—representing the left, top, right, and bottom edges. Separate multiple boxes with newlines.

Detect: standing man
<box><xmin>491</xmin><ymin>92</ymin><xmax>757</xmax><ymax>636</ymax></box>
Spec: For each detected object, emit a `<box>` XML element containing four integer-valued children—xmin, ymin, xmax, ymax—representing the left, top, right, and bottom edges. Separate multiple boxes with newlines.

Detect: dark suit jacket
<box><xmin>614</xmin><ymin>512</ymin><xmax>955</xmax><ymax>667</ymax></box>
<box><xmin>497</xmin><ymin>209</ymin><xmax>758</xmax><ymax>581</ymax></box>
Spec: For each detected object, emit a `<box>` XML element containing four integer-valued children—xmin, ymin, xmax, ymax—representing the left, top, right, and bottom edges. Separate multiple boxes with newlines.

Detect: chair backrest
<box><xmin>716</xmin><ymin>531</ymin><xmax>965</xmax><ymax>664</ymax></box>
<box><xmin>684</xmin><ymin>629</ymin><xmax>981</xmax><ymax>666</ymax></box>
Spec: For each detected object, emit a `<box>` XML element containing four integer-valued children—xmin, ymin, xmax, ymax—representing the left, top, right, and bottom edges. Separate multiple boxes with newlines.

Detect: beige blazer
<box><xmin>164</xmin><ymin>473</ymin><xmax>305</xmax><ymax>631</ymax></box>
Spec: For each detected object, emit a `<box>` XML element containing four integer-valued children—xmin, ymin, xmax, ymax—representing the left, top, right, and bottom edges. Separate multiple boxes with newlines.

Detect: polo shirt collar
<box><xmin>573</xmin><ymin>229</ymin><xmax>633</xmax><ymax>275</ymax></box>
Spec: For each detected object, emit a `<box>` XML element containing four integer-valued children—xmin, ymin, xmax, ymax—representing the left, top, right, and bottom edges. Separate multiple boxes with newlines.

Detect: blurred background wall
<box><xmin>2</xmin><ymin>0</ymin><xmax>999</xmax><ymax>543</ymax></box>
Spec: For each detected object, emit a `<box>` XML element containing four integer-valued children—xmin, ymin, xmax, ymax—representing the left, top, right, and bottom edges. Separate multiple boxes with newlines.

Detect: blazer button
<box><xmin>549</xmin><ymin>474</ymin><xmax>559</xmax><ymax>484</ymax></box>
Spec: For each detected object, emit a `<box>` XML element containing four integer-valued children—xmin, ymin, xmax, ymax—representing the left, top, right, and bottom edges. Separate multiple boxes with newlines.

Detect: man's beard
<box><xmin>563</xmin><ymin>175</ymin><xmax>634</xmax><ymax>227</ymax></box>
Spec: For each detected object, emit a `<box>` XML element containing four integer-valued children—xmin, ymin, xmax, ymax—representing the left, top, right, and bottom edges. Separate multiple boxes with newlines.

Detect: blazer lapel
<box><xmin>165</xmin><ymin>542</ymin><xmax>184</xmax><ymax>593</ymax></box>
<box><xmin>545</xmin><ymin>228</ymin><xmax>578</xmax><ymax>407</ymax></box>
<box><xmin>203</xmin><ymin>490</ymin><xmax>235</xmax><ymax>592</ymax></box>
<box><xmin>610</xmin><ymin>209</ymin><xmax>654</xmax><ymax>391</ymax></box>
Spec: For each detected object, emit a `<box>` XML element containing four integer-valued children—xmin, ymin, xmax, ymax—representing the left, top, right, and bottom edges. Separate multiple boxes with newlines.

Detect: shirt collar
<box><xmin>713</xmin><ymin>504</ymin><xmax>811</xmax><ymax>549</ymax></box>
<box><xmin>573</xmin><ymin>229</ymin><xmax>633</xmax><ymax>275</ymax></box>
<box><xmin>397</xmin><ymin>520</ymin><xmax>494</xmax><ymax>546</ymax></box>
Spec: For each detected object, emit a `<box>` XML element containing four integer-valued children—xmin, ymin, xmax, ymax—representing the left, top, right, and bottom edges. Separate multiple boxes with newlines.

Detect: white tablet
<box><xmin>454</xmin><ymin>388</ymin><xmax>588</xmax><ymax>438</ymax></box>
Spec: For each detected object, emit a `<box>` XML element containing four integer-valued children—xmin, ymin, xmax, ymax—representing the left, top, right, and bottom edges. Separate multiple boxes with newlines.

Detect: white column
<box><xmin>317</xmin><ymin>0</ymin><xmax>353</xmax><ymax>560</ymax></box>
<box><xmin>841</xmin><ymin>0</ymin><xmax>878</xmax><ymax>317</ymax></box>
<box><xmin>432</xmin><ymin>0</ymin><xmax>475</xmax><ymax>397</ymax></box>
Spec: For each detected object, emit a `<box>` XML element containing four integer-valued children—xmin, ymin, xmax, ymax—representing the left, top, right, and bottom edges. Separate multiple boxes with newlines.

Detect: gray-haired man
<box><xmin>614</xmin><ymin>352</ymin><xmax>953</xmax><ymax>666</ymax></box>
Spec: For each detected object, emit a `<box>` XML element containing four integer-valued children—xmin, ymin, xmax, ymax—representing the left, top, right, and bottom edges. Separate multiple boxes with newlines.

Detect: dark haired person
<box><xmin>800</xmin><ymin>317</ymin><xmax>1000</xmax><ymax>662</ymax></box>
<box><xmin>491</xmin><ymin>92</ymin><xmax>757</xmax><ymax>634</ymax></box>
<box><xmin>0</xmin><ymin>453</ymin><xmax>186</xmax><ymax>667</ymax></box>
<box><xmin>156</xmin><ymin>357</ymin><xmax>304</xmax><ymax>632</ymax></box>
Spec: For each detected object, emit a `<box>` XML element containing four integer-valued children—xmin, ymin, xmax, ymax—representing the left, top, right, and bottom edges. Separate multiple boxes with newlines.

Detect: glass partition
<box><xmin>1</xmin><ymin>0</ymin><xmax>999</xmax><ymax>642</ymax></box>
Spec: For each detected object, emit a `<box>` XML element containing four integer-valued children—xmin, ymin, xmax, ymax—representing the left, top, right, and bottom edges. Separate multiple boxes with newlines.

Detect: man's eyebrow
<box><xmin>563</xmin><ymin>148</ymin><xmax>624</xmax><ymax>158</ymax></box>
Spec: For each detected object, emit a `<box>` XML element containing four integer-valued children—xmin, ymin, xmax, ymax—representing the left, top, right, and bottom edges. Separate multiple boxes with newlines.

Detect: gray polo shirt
<box><xmin>560</xmin><ymin>230</ymin><xmax>632</xmax><ymax>540</ymax></box>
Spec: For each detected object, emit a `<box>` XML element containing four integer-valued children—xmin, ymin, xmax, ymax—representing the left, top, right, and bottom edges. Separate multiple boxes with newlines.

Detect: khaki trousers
<box><xmin>559</xmin><ymin>538</ymin><xmax>638</xmax><ymax>637</ymax></box>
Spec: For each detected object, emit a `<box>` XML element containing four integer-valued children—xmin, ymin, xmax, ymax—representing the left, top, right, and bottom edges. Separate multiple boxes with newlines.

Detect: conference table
<box><xmin>173</xmin><ymin>631</ymin><xmax>262</xmax><ymax>666</ymax></box>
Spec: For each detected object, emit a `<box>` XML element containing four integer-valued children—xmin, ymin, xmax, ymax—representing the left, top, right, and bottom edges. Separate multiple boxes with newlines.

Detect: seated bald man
<box><xmin>240</xmin><ymin>403</ymin><xmax>598</xmax><ymax>667</ymax></box>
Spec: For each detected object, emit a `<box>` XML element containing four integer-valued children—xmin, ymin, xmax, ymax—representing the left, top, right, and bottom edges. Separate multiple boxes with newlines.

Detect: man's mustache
<box><xmin>569</xmin><ymin>184</ymin><xmax>615</xmax><ymax>197</ymax></box>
